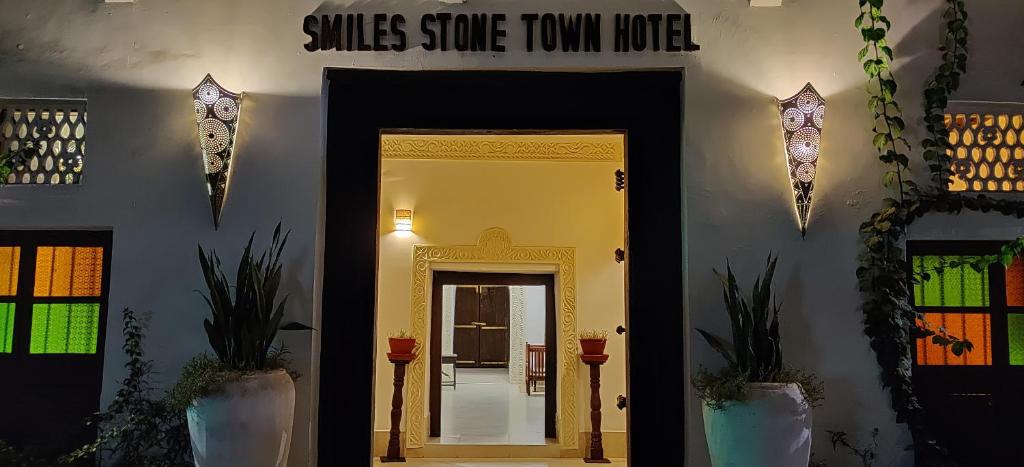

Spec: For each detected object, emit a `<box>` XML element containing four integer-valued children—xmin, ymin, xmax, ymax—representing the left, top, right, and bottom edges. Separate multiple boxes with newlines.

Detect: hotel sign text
<box><xmin>302</xmin><ymin>13</ymin><xmax>699</xmax><ymax>53</ymax></box>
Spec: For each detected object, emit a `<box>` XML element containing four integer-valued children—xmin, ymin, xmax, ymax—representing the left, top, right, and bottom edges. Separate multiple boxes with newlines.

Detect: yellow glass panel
<box><xmin>0</xmin><ymin>247</ymin><xmax>19</xmax><ymax>296</ymax></box>
<box><xmin>34</xmin><ymin>246</ymin><xmax>103</xmax><ymax>297</ymax></box>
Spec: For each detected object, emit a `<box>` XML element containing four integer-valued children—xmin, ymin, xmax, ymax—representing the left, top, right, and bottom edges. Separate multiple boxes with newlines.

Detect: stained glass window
<box><xmin>0</xmin><ymin>303</ymin><xmax>13</xmax><ymax>353</ymax></box>
<box><xmin>0</xmin><ymin>247</ymin><xmax>19</xmax><ymax>296</ymax></box>
<box><xmin>913</xmin><ymin>255</ymin><xmax>990</xmax><ymax>307</ymax></box>
<box><xmin>34</xmin><ymin>246</ymin><xmax>103</xmax><ymax>297</ymax></box>
<box><xmin>29</xmin><ymin>303</ymin><xmax>99</xmax><ymax>354</ymax></box>
<box><xmin>0</xmin><ymin>99</ymin><xmax>87</xmax><ymax>185</ymax></box>
<box><xmin>1006</xmin><ymin>258</ymin><xmax>1024</xmax><ymax>306</ymax></box>
<box><xmin>1009</xmin><ymin>314</ymin><xmax>1024</xmax><ymax>366</ymax></box>
<box><xmin>916</xmin><ymin>312</ymin><xmax>992</xmax><ymax>366</ymax></box>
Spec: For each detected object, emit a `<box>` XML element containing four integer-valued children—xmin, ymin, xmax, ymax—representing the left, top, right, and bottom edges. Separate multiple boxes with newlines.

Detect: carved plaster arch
<box><xmin>406</xmin><ymin>227</ymin><xmax>578</xmax><ymax>449</ymax></box>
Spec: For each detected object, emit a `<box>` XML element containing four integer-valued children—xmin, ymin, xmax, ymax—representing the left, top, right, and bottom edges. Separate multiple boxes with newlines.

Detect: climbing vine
<box><xmin>854</xmin><ymin>0</ymin><xmax>1024</xmax><ymax>465</ymax></box>
<box><xmin>921</xmin><ymin>0</ymin><xmax>970</xmax><ymax>188</ymax></box>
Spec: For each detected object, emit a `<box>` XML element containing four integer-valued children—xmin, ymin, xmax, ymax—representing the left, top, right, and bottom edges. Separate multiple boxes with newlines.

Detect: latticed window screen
<box><xmin>0</xmin><ymin>99</ymin><xmax>87</xmax><ymax>185</ymax></box>
<box><xmin>946</xmin><ymin>106</ymin><xmax>1024</xmax><ymax>192</ymax></box>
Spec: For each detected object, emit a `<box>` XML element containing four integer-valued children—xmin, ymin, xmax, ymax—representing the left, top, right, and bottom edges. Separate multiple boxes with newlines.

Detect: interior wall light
<box><xmin>193</xmin><ymin>74</ymin><xmax>243</xmax><ymax>229</ymax></box>
<box><xmin>394</xmin><ymin>209</ymin><xmax>414</xmax><ymax>232</ymax></box>
<box><xmin>777</xmin><ymin>83</ymin><xmax>825</xmax><ymax>237</ymax></box>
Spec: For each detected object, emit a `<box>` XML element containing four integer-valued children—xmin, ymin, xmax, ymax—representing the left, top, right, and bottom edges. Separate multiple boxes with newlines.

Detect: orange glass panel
<box><xmin>916</xmin><ymin>313</ymin><xmax>992</xmax><ymax>366</ymax></box>
<box><xmin>1007</xmin><ymin>257</ymin><xmax>1024</xmax><ymax>306</ymax></box>
<box><xmin>34</xmin><ymin>246</ymin><xmax>103</xmax><ymax>297</ymax></box>
<box><xmin>0</xmin><ymin>247</ymin><xmax>19</xmax><ymax>296</ymax></box>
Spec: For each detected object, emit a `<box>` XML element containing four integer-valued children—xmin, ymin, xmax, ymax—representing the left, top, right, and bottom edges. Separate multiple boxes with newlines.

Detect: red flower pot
<box><xmin>580</xmin><ymin>338</ymin><xmax>607</xmax><ymax>356</ymax></box>
<box><xmin>388</xmin><ymin>337</ymin><xmax>417</xmax><ymax>355</ymax></box>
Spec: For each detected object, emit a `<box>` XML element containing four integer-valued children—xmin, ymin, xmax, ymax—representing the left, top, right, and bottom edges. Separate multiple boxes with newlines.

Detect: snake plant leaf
<box><xmin>696</xmin><ymin>328</ymin><xmax>737</xmax><ymax>367</ymax></box>
<box><xmin>196</xmin><ymin>222</ymin><xmax>311</xmax><ymax>371</ymax></box>
<box><xmin>703</xmin><ymin>254</ymin><xmax>785</xmax><ymax>383</ymax></box>
<box><xmin>280</xmin><ymin>321</ymin><xmax>315</xmax><ymax>331</ymax></box>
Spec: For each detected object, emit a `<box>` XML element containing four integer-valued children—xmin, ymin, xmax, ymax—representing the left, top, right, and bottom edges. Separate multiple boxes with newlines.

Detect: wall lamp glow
<box><xmin>394</xmin><ymin>209</ymin><xmax>414</xmax><ymax>232</ymax></box>
<box><xmin>193</xmin><ymin>74</ymin><xmax>243</xmax><ymax>229</ymax></box>
<box><xmin>777</xmin><ymin>83</ymin><xmax>825</xmax><ymax>237</ymax></box>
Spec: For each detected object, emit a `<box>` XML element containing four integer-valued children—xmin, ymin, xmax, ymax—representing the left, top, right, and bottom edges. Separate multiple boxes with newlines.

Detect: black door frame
<box><xmin>0</xmin><ymin>229</ymin><xmax>113</xmax><ymax>459</ymax></box>
<box><xmin>429</xmin><ymin>271</ymin><xmax>557</xmax><ymax>439</ymax></box>
<box><xmin>319</xmin><ymin>70</ymin><xmax>685</xmax><ymax>466</ymax></box>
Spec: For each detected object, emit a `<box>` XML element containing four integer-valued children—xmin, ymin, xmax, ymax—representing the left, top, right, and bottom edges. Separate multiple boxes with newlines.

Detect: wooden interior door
<box><xmin>478</xmin><ymin>286</ymin><xmax>510</xmax><ymax>367</ymax></box>
<box><xmin>453</xmin><ymin>286</ymin><xmax>481</xmax><ymax>366</ymax></box>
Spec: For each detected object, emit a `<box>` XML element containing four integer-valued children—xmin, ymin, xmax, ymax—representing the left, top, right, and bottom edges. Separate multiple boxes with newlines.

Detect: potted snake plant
<box><xmin>171</xmin><ymin>223</ymin><xmax>312</xmax><ymax>467</ymax></box>
<box><xmin>693</xmin><ymin>254</ymin><xmax>823</xmax><ymax>467</ymax></box>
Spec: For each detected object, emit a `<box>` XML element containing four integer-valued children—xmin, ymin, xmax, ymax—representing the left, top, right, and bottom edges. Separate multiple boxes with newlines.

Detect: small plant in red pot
<box><xmin>388</xmin><ymin>329</ymin><xmax>417</xmax><ymax>355</ymax></box>
<box><xmin>579</xmin><ymin>329</ymin><xmax>608</xmax><ymax>355</ymax></box>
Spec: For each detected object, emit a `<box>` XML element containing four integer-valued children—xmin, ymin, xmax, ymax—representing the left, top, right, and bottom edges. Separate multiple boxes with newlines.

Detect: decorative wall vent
<box><xmin>946</xmin><ymin>102</ymin><xmax>1024</xmax><ymax>192</ymax></box>
<box><xmin>0</xmin><ymin>99</ymin><xmax>87</xmax><ymax>185</ymax></box>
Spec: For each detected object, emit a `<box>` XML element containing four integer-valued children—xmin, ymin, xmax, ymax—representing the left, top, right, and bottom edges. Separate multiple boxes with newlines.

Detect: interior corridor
<box><xmin>439</xmin><ymin>368</ymin><xmax>545</xmax><ymax>445</ymax></box>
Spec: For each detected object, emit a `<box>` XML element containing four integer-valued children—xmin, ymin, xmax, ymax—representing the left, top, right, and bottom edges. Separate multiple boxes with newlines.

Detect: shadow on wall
<box><xmin>0</xmin><ymin>52</ymin><xmax>324</xmax><ymax>465</ymax></box>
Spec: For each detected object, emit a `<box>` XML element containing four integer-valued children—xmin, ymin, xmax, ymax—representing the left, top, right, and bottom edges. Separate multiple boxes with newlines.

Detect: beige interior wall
<box><xmin>375</xmin><ymin>153</ymin><xmax>626</xmax><ymax>439</ymax></box>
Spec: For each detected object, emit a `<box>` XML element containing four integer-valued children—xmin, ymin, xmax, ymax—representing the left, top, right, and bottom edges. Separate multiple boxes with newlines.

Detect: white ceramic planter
<box><xmin>186</xmin><ymin>369</ymin><xmax>295</xmax><ymax>467</ymax></box>
<box><xmin>702</xmin><ymin>382</ymin><xmax>813</xmax><ymax>467</ymax></box>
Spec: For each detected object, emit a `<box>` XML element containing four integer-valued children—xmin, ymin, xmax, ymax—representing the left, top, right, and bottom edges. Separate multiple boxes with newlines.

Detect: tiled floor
<box><xmin>373</xmin><ymin>460</ymin><xmax>626</xmax><ymax>466</ymax></box>
<box><xmin>438</xmin><ymin>368</ymin><xmax>546</xmax><ymax>445</ymax></box>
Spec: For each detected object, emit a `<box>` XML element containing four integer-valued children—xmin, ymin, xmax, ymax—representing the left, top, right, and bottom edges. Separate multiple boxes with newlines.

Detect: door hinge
<box><xmin>615</xmin><ymin>169</ymin><xmax>625</xmax><ymax>191</ymax></box>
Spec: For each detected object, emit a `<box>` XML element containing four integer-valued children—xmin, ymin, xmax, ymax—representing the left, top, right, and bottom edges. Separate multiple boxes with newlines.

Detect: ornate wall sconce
<box><xmin>777</xmin><ymin>83</ymin><xmax>825</xmax><ymax>237</ymax></box>
<box><xmin>193</xmin><ymin>74</ymin><xmax>243</xmax><ymax>228</ymax></box>
<box><xmin>394</xmin><ymin>209</ymin><xmax>414</xmax><ymax>232</ymax></box>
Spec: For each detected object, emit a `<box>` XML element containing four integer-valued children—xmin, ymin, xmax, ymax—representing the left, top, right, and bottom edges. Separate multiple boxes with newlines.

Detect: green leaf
<box><xmin>696</xmin><ymin>329</ymin><xmax>737</xmax><ymax>367</ymax></box>
<box><xmin>280</xmin><ymin>322</ymin><xmax>316</xmax><ymax>331</ymax></box>
<box><xmin>883</xmin><ymin>170</ymin><xmax>897</xmax><ymax>187</ymax></box>
<box><xmin>873</xmin><ymin>133</ymin><xmax>889</xmax><ymax>150</ymax></box>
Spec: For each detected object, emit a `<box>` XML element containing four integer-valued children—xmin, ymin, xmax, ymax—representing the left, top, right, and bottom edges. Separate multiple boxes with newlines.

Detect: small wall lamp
<box><xmin>394</xmin><ymin>209</ymin><xmax>414</xmax><ymax>232</ymax></box>
<box><xmin>193</xmin><ymin>74</ymin><xmax>243</xmax><ymax>229</ymax></box>
<box><xmin>777</xmin><ymin>83</ymin><xmax>825</xmax><ymax>237</ymax></box>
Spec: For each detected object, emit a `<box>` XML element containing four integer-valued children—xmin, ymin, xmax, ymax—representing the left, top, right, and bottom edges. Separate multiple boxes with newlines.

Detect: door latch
<box><xmin>616</xmin><ymin>395</ymin><xmax>627</xmax><ymax>410</ymax></box>
<box><xmin>614</xmin><ymin>248</ymin><xmax>625</xmax><ymax>263</ymax></box>
<box><xmin>616</xmin><ymin>325</ymin><xmax>626</xmax><ymax>335</ymax></box>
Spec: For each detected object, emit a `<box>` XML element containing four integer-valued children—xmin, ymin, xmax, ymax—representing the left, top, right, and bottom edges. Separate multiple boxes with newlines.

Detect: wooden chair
<box><xmin>526</xmin><ymin>343</ymin><xmax>546</xmax><ymax>395</ymax></box>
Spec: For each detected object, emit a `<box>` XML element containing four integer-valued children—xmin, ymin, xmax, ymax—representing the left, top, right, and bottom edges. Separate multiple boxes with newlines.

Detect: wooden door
<box><xmin>453</xmin><ymin>286</ymin><xmax>480</xmax><ymax>366</ymax></box>
<box><xmin>478</xmin><ymin>286</ymin><xmax>510</xmax><ymax>366</ymax></box>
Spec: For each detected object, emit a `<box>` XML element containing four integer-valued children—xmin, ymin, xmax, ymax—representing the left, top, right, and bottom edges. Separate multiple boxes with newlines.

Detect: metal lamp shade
<box><xmin>777</xmin><ymin>83</ymin><xmax>825</xmax><ymax>237</ymax></box>
<box><xmin>193</xmin><ymin>74</ymin><xmax>242</xmax><ymax>228</ymax></box>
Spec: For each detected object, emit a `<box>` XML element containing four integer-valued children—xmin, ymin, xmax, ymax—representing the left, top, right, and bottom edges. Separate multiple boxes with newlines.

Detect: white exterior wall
<box><xmin>0</xmin><ymin>0</ymin><xmax>1021</xmax><ymax>465</ymax></box>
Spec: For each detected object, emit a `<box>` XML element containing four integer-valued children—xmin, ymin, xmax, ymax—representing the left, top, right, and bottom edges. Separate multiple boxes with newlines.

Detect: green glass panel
<box><xmin>1010</xmin><ymin>315</ymin><xmax>1024</xmax><ymax>366</ymax></box>
<box><xmin>30</xmin><ymin>303</ymin><xmax>99</xmax><ymax>354</ymax></box>
<box><xmin>913</xmin><ymin>255</ymin><xmax>990</xmax><ymax>307</ymax></box>
<box><xmin>0</xmin><ymin>303</ymin><xmax>12</xmax><ymax>353</ymax></box>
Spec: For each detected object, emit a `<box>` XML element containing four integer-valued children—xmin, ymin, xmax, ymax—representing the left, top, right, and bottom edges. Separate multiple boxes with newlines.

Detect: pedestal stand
<box><xmin>381</xmin><ymin>352</ymin><xmax>415</xmax><ymax>463</ymax></box>
<box><xmin>581</xmin><ymin>353</ymin><xmax>611</xmax><ymax>463</ymax></box>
